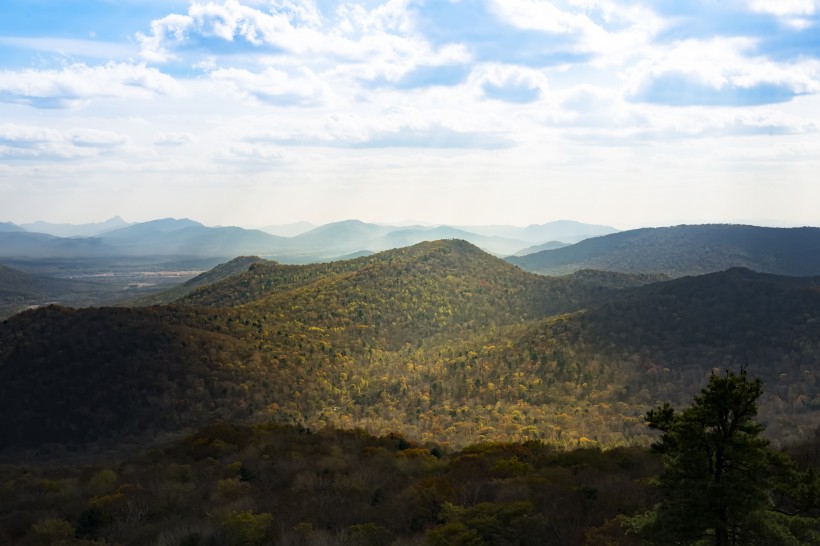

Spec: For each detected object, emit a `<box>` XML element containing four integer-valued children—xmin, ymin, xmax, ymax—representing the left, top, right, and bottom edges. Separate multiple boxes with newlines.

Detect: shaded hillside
<box><xmin>0</xmin><ymin>305</ymin><xmax>262</xmax><ymax>449</ymax></box>
<box><xmin>0</xmin><ymin>263</ymin><xmax>77</xmax><ymax>299</ymax></box>
<box><xmin>508</xmin><ymin>224</ymin><xmax>820</xmax><ymax>277</ymax></box>
<box><xmin>0</xmin><ymin>263</ymin><xmax>122</xmax><ymax>319</ymax></box>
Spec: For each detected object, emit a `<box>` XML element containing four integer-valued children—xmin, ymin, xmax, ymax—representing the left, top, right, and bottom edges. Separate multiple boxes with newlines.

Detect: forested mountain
<box><xmin>508</xmin><ymin>224</ymin><xmax>820</xmax><ymax>277</ymax></box>
<box><xmin>1</xmin><ymin>241</ymin><xmax>818</xmax><ymax>459</ymax></box>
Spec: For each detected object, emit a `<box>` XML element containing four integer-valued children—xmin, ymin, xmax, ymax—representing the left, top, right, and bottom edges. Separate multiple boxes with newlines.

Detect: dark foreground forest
<box><xmin>3</xmin><ymin>378</ymin><xmax>820</xmax><ymax>546</ymax></box>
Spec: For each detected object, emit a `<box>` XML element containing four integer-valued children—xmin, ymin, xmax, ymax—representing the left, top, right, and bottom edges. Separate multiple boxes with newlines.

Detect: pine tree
<box><xmin>631</xmin><ymin>369</ymin><xmax>820</xmax><ymax>545</ymax></box>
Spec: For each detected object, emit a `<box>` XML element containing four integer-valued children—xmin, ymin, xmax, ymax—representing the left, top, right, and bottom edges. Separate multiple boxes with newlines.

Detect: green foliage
<box><xmin>221</xmin><ymin>511</ymin><xmax>273</xmax><ymax>546</ymax></box>
<box><xmin>427</xmin><ymin>501</ymin><xmax>548</xmax><ymax>546</ymax></box>
<box><xmin>0</xmin><ymin>423</ymin><xmax>665</xmax><ymax>546</ymax></box>
<box><xmin>88</xmin><ymin>469</ymin><xmax>118</xmax><ymax>497</ymax></box>
<box><xmin>342</xmin><ymin>522</ymin><xmax>394</xmax><ymax>546</ymax></box>
<box><xmin>29</xmin><ymin>517</ymin><xmax>73</xmax><ymax>544</ymax></box>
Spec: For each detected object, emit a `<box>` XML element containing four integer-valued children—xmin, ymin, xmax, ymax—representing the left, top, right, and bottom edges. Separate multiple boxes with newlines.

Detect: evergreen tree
<box><xmin>631</xmin><ymin>369</ymin><xmax>820</xmax><ymax>545</ymax></box>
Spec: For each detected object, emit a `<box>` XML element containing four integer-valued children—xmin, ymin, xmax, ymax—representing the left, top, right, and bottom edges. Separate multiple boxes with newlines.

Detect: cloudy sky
<box><xmin>1</xmin><ymin>0</ymin><xmax>819</xmax><ymax>229</ymax></box>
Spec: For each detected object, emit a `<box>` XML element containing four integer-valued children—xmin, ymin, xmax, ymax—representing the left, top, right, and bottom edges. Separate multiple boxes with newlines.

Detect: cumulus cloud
<box><xmin>137</xmin><ymin>0</ymin><xmax>470</xmax><ymax>92</ymax></box>
<box><xmin>0</xmin><ymin>62</ymin><xmax>184</xmax><ymax>109</ymax></box>
<box><xmin>625</xmin><ymin>38</ymin><xmax>820</xmax><ymax>106</ymax></box>
<box><xmin>472</xmin><ymin>64</ymin><xmax>549</xmax><ymax>103</ymax></box>
<box><xmin>139</xmin><ymin>0</ymin><xmax>391</xmax><ymax>62</ymax></box>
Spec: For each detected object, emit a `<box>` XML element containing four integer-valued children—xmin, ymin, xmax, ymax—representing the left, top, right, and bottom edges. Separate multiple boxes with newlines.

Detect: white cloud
<box><xmin>209</xmin><ymin>65</ymin><xmax>330</xmax><ymax>105</ymax></box>
<box><xmin>67</xmin><ymin>129</ymin><xmax>130</xmax><ymax>147</ymax></box>
<box><xmin>489</xmin><ymin>0</ymin><xmax>593</xmax><ymax>35</ymax></box>
<box><xmin>154</xmin><ymin>132</ymin><xmax>194</xmax><ymax>146</ymax></box>
<box><xmin>749</xmin><ymin>0</ymin><xmax>818</xmax><ymax>17</ymax></box>
<box><xmin>138</xmin><ymin>0</ymin><xmax>330</xmax><ymax>62</ymax></box>
<box><xmin>624</xmin><ymin>38</ymin><xmax>820</xmax><ymax>104</ymax></box>
<box><xmin>136</xmin><ymin>0</ymin><xmax>458</xmax><ymax>83</ymax></box>
<box><xmin>472</xmin><ymin>64</ymin><xmax>549</xmax><ymax>102</ymax></box>
<box><xmin>0</xmin><ymin>62</ymin><xmax>185</xmax><ymax>109</ymax></box>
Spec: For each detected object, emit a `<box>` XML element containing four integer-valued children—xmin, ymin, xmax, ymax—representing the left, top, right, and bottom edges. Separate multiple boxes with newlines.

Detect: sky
<box><xmin>1</xmin><ymin>0</ymin><xmax>819</xmax><ymax>229</ymax></box>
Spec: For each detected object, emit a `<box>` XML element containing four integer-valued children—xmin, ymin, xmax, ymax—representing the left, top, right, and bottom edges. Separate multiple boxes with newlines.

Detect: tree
<box><xmin>631</xmin><ymin>369</ymin><xmax>820</xmax><ymax>545</ymax></box>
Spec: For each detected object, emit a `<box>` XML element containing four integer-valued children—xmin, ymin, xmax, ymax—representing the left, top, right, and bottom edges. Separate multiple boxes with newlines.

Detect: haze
<box><xmin>1</xmin><ymin>0</ymin><xmax>819</xmax><ymax>229</ymax></box>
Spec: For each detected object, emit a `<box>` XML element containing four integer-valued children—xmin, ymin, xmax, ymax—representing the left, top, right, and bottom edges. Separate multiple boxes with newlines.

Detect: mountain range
<box><xmin>2</xmin><ymin>240</ymin><xmax>818</xmax><ymax>458</ymax></box>
<box><xmin>0</xmin><ymin>217</ymin><xmax>618</xmax><ymax>262</ymax></box>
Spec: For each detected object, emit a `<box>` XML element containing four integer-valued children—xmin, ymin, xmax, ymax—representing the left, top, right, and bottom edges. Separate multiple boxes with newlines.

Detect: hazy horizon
<box><xmin>6</xmin><ymin>215</ymin><xmax>819</xmax><ymax>234</ymax></box>
<box><xmin>2</xmin><ymin>1</ymin><xmax>819</xmax><ymax>229</ymax></box>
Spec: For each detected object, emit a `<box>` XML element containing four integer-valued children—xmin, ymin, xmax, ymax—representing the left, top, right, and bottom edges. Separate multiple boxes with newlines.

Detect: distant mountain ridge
<box><xmin>20</xmin><ymin>216</ymin><xmax>130</xmax><ymax>237</ymax></box>
<box><xmin>507</xmin><ymin>224</ymin><xmax>820</xmax><ymax>277</ymax></box>
<box><xmin>1</xmin><ymin>217</ymin><xmax>620</xmax><ymax>261</ymax></box>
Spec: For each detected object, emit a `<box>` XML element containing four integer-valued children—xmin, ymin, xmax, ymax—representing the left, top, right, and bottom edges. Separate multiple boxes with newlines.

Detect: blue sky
<box><xmin>1</xmin><ymin>0</ymin><xmax>819</xmax><ymax>228</ymax></box>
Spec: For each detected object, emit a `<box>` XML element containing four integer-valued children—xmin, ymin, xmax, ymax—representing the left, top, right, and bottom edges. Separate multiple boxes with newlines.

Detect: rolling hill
<box><xmin>1</xmin><ymin>240</ymin><xmax>818</xmax><ymax>456</ymax></box>
<box><xmin>507</xmin><ymin>224</ymin><xmax>820</xmax><ymax>277</ymax></box>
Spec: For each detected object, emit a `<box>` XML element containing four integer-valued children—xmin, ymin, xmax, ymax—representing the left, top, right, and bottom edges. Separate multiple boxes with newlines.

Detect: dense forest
<box><xmin>2</xmin><ymin>239</ymin><xmax>820</xmax><ymax>544</ymax></box>
<box><xmin>1</xmin><ymin>241</ymin><xmax>818</xmax><ymax>455</ymax></box>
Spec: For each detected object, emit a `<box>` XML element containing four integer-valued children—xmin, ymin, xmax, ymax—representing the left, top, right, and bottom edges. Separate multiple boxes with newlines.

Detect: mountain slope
<box><xmin>1</xmin><ymin>241</ymin><xmax>818</xmax><ymax>454</ymax></box>
<box><xmin>126</xmin><ymin>255</ymin><xmax>278</xmax><ymax>306</ymax></box>
<box><xmin>508</xmin><ymin>224</ymin><xmax>820</xmax><ymax>277</ymax></box>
